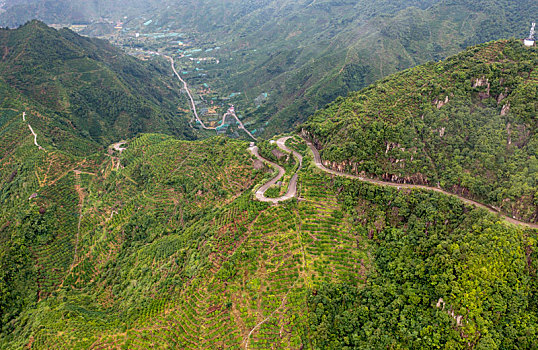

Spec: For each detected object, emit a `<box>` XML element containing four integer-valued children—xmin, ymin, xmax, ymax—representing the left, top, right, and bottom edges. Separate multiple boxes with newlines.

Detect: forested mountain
<box><xmin>210</xmin><ymin>0</ymin><xmax>537</xmax><ymax>135</ymax></box>
<box><xmin>303</xmin><ymin>39</ymin><xmax>538</xmax><ymax>222</ymax></box>
<box><xmin>0</xmin><ymin>19</ymin><xmax>537</xmax><ymax>349</ymax></box>
<box><xmin>118</xmin><ymin>0</ymin><xmax>537</xmax><ymax>136</ymax></box>
<box><xmin>0</xmin><ymin>21</ymin><xmax>193</xmax><ymax>153</ymax></box>
<box><xmin>0</xmin><ymin>0</ymin><xmax>163</xmax><ymax>26</ymax></box>
<box><xmin>1</xmin><ymin>1</ymin><xmax>536</xmax><ymax>136</ymax></box>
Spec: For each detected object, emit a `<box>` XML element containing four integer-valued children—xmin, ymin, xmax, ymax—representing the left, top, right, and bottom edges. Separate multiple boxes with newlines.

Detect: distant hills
<box><xmin>0</xmin><ymin>20</ymin><xmax>193</xmax><ymax>154</ymax></box>
<box><xmin>0</xmin><ymin>0</ymin><xmax>163</xmax><ymax>26</ymax></box>
<box><xmin>102</xmin><ymin>0</ymin><xmax>537</xmax><ymax>136</ymax></box>
<box><xmin>303</xmin><ymin>39</ymin><xmax>538</xmax><ymax>222</ymax></box>
<box><xmin>1</xmin><ymin>1</ymin><xmax>536</xmax><ymax>137</ymax></box>
<box><xmin>207</xmin><ymin>0</ymin><xmax>537</xmax><ymax>135</ymax></box>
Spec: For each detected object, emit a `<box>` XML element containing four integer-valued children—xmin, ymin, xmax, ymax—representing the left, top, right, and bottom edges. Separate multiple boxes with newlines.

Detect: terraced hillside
<box><xmin>1</xmin><ymin>131</ymin><xmax>537</xmax><ymax>349</ymax></box>
<box><xmin>303</xmin><ymin>39</ymin><xmax>538</xmax><ymax>223</ymax></box>
<box><xmin>0</xmin><ymin>130</ymin><xmax>264</xmax><ymax>346</ymax></box>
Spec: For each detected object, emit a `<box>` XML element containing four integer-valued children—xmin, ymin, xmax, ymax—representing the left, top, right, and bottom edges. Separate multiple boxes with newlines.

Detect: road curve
<box><xmin>304</xmin><ymin>138</ymin><xmax>538</xmax><ymax>229</ymax></box>
<box><xmin>249</xmin><ymin>136</ymin><xmax>303</xmax><ymax>204</ymax></box>
<box><xmin>111</xmin><ymin>141</ymin><xmax>127</xmax><ymax>153</ymax></box>
<box><xmin>166</xmin><ymin>55</ymin><xmax>256</xmax><ymax>141</ymax></box>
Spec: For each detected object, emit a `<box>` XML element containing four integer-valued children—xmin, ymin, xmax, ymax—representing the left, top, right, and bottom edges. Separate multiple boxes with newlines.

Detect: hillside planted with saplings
<box><xmin>303</xmin><ymin>39</ymin><xmax>538</xmax><ymax>223</ymax></box>
<box><xmin>0</xmin><ymin>132</ymin><xmax>265</xmax><ymax>348</ymax></box>
<box><xmin>1</xmin><ymin>136</ymin><xmax>536</xmax><ymax>349</ymax></box>
<box><xmin>0</xmin><ymin>21</ymin><xmax>194</xmax><ymax>153</ymax></box>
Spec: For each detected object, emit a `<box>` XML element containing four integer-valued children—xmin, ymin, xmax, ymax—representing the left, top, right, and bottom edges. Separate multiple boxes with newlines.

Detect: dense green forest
<box><xmin>303</xmin><ymin>39</ymin><xmax>538</xmax><ymax>223</ymax></box>
<box><xmin>307</xmin><ymin>177</ymin><xmax>538</xmax><ymax>349</ymax></box>
<box><xmin>0</xmin><ymin>21</ymin><xmax>193</xmax><ymax>153</ymax></box>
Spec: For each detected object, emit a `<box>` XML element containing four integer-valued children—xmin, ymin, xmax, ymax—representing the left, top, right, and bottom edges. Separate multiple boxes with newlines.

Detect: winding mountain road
<box><xmin>167</xmin><ymin>55</ymin><xmax>256</xmax><ymax>140</ymax></box>
<box><xmin>249</xmin><ymin>136</ymin><xmax>303</xmax><ymax>204</ymax></box>
<box><xmin>165</xmin><ymin>55</ymin><xmax>536</xmax><ymax>228</ymax></box>
<box><xmin>304</xmin><ymin>138</ymin><xmax>538</xmax><ymax>229</ymax></box>
<box><xmin>111</xmin><ymin>141</ymin><xmax>127</xmax><ymax>153</ymax></box>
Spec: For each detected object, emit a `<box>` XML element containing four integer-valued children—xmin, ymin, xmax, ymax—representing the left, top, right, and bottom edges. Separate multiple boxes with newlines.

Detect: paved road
<box><xmin>167</xmin><ymin>55</ymin><xmax>256</xmax><ymax>141</ymax></box>
<box><xmin>304</xmin><ymin>138</ymin><xmax>538</xmax><ymax>229</ymax></box>
<box><xmin>166</xmin><ymin>53</ymin><xmax>536</xmax><ymax>228</ymax></box>
<box><xmin>249</xmin><ymin>137</ymin><xmax>302</xmax><ymax>204</ymax></box>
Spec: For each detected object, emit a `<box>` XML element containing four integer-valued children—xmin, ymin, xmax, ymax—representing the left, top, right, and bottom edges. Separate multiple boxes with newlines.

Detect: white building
<box><xmin>524</xmin><ymin>22</ymin><xmax>535</xmax><ymax>47</ymax></box>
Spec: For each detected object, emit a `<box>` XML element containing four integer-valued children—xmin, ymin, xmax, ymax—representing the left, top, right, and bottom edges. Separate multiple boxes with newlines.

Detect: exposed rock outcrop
<box><xmin>434</xmin><ymin>95</ymin><xmax>450</xmax><ymax>109</ymax></box>
<box><xmin>501</xmin><ymin>103</ymin><xmax>510</xmax><ymax>116</ymax></box>
<box><xmin>472</xmin><ymin>76</ymin><xmax>491</xmax><ymax>99</ymax></box>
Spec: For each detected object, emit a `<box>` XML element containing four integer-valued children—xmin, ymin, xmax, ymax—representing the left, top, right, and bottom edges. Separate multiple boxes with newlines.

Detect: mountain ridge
<box><xmin>2</xmin><ymin>1</ymin><xmax>537</xmax><ymax>137</ymax></box>
<box><xmin>0</xmin><ymin>16</ymin><xmax>537</xmax><ymax>350</ymax></box>
<box><xmin>302</xmin><ymin>38</ymin><xmax>538</xmax><ymax>222</ymax></box>
<box><xmin>0</xmin><ymin>20</ymin><xmax>194</xmax><ymax>154</ymax></box>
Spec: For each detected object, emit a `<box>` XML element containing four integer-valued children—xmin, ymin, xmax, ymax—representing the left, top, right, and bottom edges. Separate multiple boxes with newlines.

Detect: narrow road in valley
<box><xmin>166</xmin><ymin>54</ymin><xmax>303</xmax><ymax>203</ymax></box>
<box><xmin>304</xmin><ymin>138</ymin><xmax>538</xmax><ymax>229</ymax></box>
<box><xmin>249</xmin><ymin>136</ymin><xmax>303</xmax><ymax>204</ymax></box>
<box><xmin>164</xmin><ymin>54</ymin><xmax>535</xmax><ymax>227</ymax></box>
<box><xmin>166</xmin><ymin>55</ymin><xmax>256</xmax><ymax>140</ymax></box>
<box><xmin>23</xmin><ymin>112</ymin><xmax>45</xmax><ymax>151</ymax></box>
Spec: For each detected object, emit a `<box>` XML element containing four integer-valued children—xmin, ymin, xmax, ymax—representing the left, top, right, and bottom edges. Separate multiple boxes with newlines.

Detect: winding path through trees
<box><xmin>167</xmin><ymin>55</ymin><xmax>256</xmax><ymax>140</ymax></box>
<box><xmin>248</xmin><ymin>136</ymin><xmax>303</xmax><ymax>204</ymax></box>
<box><xmin>165</xmin><ymin>55</ymin><xmax>537</xmax><ymax>228</ymax></box>
<box><xmin>303</xmin><ymin>138</ymin><xmax>538</xmax><ymax>229</ymax></box>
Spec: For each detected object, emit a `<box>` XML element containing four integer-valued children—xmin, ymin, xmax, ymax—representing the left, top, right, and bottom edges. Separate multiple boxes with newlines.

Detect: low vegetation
<box><xmin>1</xmin><ymin>128</ymin><xmax>536</xmax><ymax>348</ymax></box>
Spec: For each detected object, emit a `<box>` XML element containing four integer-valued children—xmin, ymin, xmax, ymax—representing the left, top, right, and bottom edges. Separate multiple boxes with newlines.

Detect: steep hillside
<box><xmin>303</xmin><ymin>39</ymin><xmax>538</xmax><ymax>222</ymax></box>
<box><xmin>2</xmin><ymin>1</ymin><xmax>536</xmax><ymax>137</ymax></box>
<box><xmin>133</xmin><ymin>0</ymin><xmax>537</xmax><ymax>136</ymax></box>
<box><xmin>0</xmin><ymin>131</ymin><xmax>263</xmax><ymax>344</ymax></box>
<box><xmin>1</xmin><ymin>132</ymin><xmax>536</xmax><ymax>349</ymax></box>
<box><xmin>0</xmin><ymin>21</ymin><xmax>193</xmax><ymax>153</ymax></box>
<box><xmin>0</xmin><ymin>9</ymin><xmax>537</xmax><ymax>350</ymax></box>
